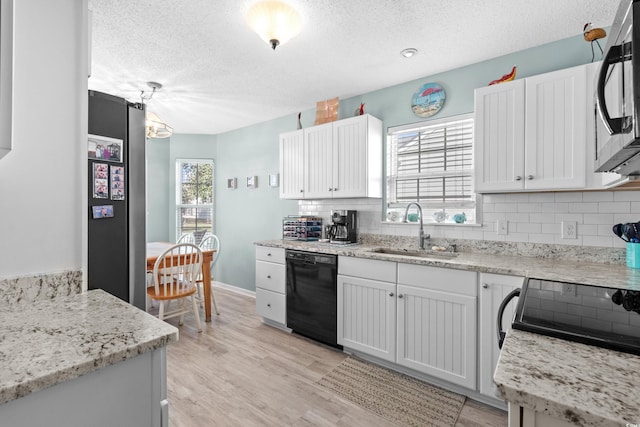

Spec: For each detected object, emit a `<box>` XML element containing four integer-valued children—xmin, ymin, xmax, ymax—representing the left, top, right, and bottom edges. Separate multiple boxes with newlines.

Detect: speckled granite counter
<box><xmin>255</xmin><ymin>239</ymin><xmax>640</xmax><ymax>290</ymax></box>
<box><xmin>495</xmin><ymin>329</ymin><xmax>640</xmax><ymax>426</ymax></box>
<box><xmin>0</xmin><ymin>289</ymin><xmax>178</xmax><ymax>405</ymax></box>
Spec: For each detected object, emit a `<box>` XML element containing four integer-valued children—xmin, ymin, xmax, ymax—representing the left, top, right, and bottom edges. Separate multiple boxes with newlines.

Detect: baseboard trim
<box><xmin>212</xmin><ymin>281</ymin><xmax>256</xmax><ymax>298</ymax></box>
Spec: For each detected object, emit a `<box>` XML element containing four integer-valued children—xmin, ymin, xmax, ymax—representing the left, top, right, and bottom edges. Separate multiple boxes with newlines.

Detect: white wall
<box><xmin>0</xmin><ymin>0</ymin><xmax>87</xmax><ymax>277</ymax></box>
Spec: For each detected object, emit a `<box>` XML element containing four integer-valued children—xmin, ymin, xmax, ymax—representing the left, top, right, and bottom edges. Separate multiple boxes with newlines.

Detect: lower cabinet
<box><xmin>338</xmin><ymin>257</ymin><xmax>478</xmax><ymax>389</ymax></box>
<box><xmin>337</xmin><ymin>275</ymin><xmax>396</xmax><ymax>362</ymax></box>
<box><xmin>397</xmin><ymin>264</ymin><xmax>477</xmax><ymax>389</ymax></box>
<box><xmin>478</xmin><ymin>273</ymin><xmax>523</xmax><ymax>400</ymax></box>
<box><xmin>255</xmin><ymin>247</ymin><xmax>287</xmax><ymax>327</ymax></box>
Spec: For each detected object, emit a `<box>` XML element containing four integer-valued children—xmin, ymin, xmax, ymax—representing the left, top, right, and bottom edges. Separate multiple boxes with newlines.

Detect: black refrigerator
<box><xmin>88</xmin><ymin>90</ymin><xmax>146</xmax><ymax>309</ymax></box>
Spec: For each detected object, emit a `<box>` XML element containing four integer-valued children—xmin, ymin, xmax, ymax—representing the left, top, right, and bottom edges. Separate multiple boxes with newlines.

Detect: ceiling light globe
<box><xmin>401</xmin><ymin>48</ymin><xmax>418</xmax><ymax>58</ymax></box>
<box><xmin>246</xmin><ymin>1</ymin><xmax>302</xmax><ymax>50</ymax></box>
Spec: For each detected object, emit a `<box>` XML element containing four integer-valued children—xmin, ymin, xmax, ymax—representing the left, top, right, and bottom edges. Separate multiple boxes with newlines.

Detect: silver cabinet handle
<box><xmin>267</xmin><ymin>275</ymin><xmax>271</xmax><ymax>279</ymax></box>
<box><xmin>328</xmin><ymin>188</ymin><xmax>333</xmax><ymax>191</ymax></box>
<box><xmin>300</xmin><ymin>189</ymin><xmax>303</xmax><ymax>193</ymax></box>
<box><xmin>334</xmin><ymin>188</ymin><xmax>338</xmax><ymax>191</ymax></box>
<box><xmin>527</xmin><ymin>175</ymin><xmax>534</xmax><ymax>180</ymax></box>
<box><xmin>482</xmin><ymin>283</ymin><xmax>488</xmax><ymax>289</ymax></box>
<box><xmin>515</xmin><ymin>176</ymin><xmax>522</xmax><ymax>181</ymax></box>
<box><xmin>267</xmin><ymin>253</ymin><xmax>272</xmax><ymax>256</ymax></box>
<box><xmin>389</xmin><ymin>292</ymin><xmax>394</xmax><ymax>297</ymax></box>
<box><xmin>398</xmin><ymin>294</ymin><xmax>404</xmax><ymax>299</ymax></box>
<box><xmin>267</xmin><ymin>303</ymin><xmax>271</xmax><ymax>307</ymax></box>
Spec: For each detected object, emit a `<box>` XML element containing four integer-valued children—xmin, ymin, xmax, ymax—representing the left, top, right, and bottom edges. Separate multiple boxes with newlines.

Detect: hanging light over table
<box><xmin>246</xmin><ymin>1</ymin><xmax>302</xmax><ymax>50</ymax></box>
<box><xmin>146</xmin><ymin>111</ymin><xmax>173</xmax><ymax>138</ymax></box>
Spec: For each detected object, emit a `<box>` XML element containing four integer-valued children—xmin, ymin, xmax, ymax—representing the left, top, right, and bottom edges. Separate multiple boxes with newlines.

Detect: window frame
<box><xmin>385</xmin><ymin>113</ymin><xmax>478</xmax><ymax>225</ymax></box>
<box><xmin>175</xmin><ymin>158</ymin><xmax>214</xmax><ymax>241</ymax></box>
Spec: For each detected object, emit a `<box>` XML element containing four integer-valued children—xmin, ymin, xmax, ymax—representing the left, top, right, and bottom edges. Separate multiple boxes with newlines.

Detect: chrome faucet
<box><xmin>403</xmin><ymin>202</ymin><xmax>430</xmax><ymax>250</ymax></box>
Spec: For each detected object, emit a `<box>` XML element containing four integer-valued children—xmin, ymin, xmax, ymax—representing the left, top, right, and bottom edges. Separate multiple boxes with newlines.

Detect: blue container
<box><xmin>627</xmin><ymin>243</ymin><xmax>640</xmax><ymax>268</ymax></box>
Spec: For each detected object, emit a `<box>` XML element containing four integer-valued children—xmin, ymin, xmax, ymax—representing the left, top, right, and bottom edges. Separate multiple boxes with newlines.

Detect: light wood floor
<box><xmin>158</xmin><ymin>287</ymin><xmax>508</xmax><ymax>427</ymax></box>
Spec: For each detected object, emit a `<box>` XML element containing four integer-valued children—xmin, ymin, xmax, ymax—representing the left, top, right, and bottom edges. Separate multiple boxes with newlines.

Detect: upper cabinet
<box><xmin>474</xmin><ymin>64</ymin><xmax>588</xmax><ymax>192</ymax></box>
<box><xmin>279</xmin><ymin>114</ymin><xmax>382</xmax><ymax>199</ymax></box>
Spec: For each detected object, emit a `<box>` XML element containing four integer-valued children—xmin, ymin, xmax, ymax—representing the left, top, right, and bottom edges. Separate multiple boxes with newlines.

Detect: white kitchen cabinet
<box><xmin>478</xmin><ymin>273</ymin><xmax>523</xmax><ymax>401</ymax></box>
<box><xmin>337</xmin><ymin>257</ymin><xmax>397</xmax><ymax>362</ymax></box>
<box><xmin>279</xmin><ymin>114</ymin><xmax>382</xmax><ymax>199</ymax></box>
<box><xmin>396</xmin><ymin>264</ymin><xmax>477</xmax><ymax>389</ymax></box>
<box><xmin>475</xmin><ymin>64</ymin><xmax>587</xmax><ymax>192</ymax></box>
<box><xmin>304</xmin><ymin>122</ymin><xmax>334</xmax><ymax>198</ymax></box>
<box><xmin>255</xmin><ymin>247</ymin><xmax>287</xmax><ymax>327</ymax></box>
<box><xmin>279</xmin><ymin>129</ymin><xmax>304</xmax><ymax>199</ymax></box>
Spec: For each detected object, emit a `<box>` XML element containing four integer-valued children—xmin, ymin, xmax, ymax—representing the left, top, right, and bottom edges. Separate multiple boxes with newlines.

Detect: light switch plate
<box><xmin>496</xmin><ymin>220</ymin><xmax>508</xmax><ymax>235</ymax></box>
<box><xmin>562</xmin><ymin>221</ymin><xmax>577</xmax><ymax>239</ymax></box>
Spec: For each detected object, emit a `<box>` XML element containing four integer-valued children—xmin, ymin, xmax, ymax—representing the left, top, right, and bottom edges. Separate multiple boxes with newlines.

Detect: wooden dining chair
<box><xmin>147</xmin><ymin>243</ymin><xmax>203</xmax><ymax>332</ymax></box>
<box><xmin>197</xmin><ymin>233</ymin><xmax>221</xmax><ymax>315</ymax></box>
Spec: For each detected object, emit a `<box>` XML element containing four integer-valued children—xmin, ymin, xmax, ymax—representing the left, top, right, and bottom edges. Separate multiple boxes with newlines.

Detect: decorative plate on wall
<box><xmin>411</xmin><ymin>83</ymin><xmax>445</xmax><ymax>118</ymax></box>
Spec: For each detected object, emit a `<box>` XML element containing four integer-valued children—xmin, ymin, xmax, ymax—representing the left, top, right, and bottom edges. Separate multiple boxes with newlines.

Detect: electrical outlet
<box><xmin>562</xmin><ymin>221</ymin><xmax>577</xmax><ymax>239</ymax></box>
<box><xmin>496</xmin><ymin>219</ymin><xmax>508</xmax><ymax>235</ymax></box>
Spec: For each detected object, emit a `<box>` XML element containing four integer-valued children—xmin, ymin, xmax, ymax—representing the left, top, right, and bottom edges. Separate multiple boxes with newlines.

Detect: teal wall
<box><xmin>147</xmin><ymin>32</ymin><xmax>607</xmax><ymax>292</ymax></box>
<box><xmin>146</xmin><ymin>138</ymin><xmax>171</xmax><ymax>242</ymax></box>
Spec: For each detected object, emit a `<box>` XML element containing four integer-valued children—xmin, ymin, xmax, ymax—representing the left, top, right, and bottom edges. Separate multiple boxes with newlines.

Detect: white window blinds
<box><xmin>387</xmin><ymin>114</ymin><xmax>475</xmax><ymax>213</ymax></box>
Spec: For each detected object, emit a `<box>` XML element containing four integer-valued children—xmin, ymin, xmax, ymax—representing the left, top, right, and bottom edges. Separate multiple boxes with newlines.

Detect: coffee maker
<box><xmin>327</xmin><ymin>210</ymin><xmax>357</xmax><ymax>244</ymax></box>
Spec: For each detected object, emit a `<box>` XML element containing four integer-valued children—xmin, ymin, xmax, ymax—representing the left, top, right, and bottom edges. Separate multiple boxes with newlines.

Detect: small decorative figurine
<box><xmin>452</xmin><ymin>212</ymin><xmax>467</xmax><ymax>224</ymax></box>
<box><xmin>354</xmin><ymin>102</ymin><xmax>365</xmax><ymax>116</ymax></box>
<box><xmin>297</xmin><ymin>112</ymin><xmax>302</xmax><ymax>130</ymax></box>
<box><xmin>583</xmin><ymin>22</ymin><xmax>606</xmax><ymax>62</ymax></box>
<box><xmin>488</xmin><ymin>66</ymin><xmax>517</xmax><ymax>86</ymax></box>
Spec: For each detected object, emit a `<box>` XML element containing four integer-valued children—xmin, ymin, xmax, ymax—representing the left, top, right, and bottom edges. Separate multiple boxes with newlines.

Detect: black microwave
<box><xmin>595</xmin><ymin>0</ymin><xmax>640</xmax><ymax>175</ymax></box>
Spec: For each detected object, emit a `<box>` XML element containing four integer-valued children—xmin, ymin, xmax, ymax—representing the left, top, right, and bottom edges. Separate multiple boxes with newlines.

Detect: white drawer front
<box><xmin>338</xmin><ymin>256</ymin><xmax>397</xmax><ymax>283</ymax></box>
<box><xmin>256</xmin><ymin>288</ymin><xmax>286</xmax><ymax>325</ymax></box>
<box><xmin>397</xmin><ymin>263</ymin><xmax>477</xmax><ymax>296</ymax></box>
<box><xmin>255</xmin><ymin>260</ymin><xmax>286</xmax><ymax>293</ymax></box>
<box><xmin>255</xmin><ymin>246</ymin><xmax>285</xmax><ymax>263</ymax></box>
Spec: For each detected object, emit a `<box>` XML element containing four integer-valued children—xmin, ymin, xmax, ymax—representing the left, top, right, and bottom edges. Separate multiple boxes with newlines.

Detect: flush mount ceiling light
<box><xmin>400</xmin><ymin>48</ymin><xmax>418</xmax><ymax>58</ymax></box>
<box><xmin>140</xmin><ymin>82</ymin><xmax>173</xmax><ymax>139</ymax></box>
<box><xmin>246</xmin><ymin>1</ymin><xmax>302</xmax><ymax>50</ymax></box>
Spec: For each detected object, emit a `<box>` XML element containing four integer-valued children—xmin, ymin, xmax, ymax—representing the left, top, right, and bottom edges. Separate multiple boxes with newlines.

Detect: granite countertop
<box><xmin>495</xmin><ymin>329</ymin><xmax>640</xmax><ymax>426</ymax></box>
<box><xmin>255</xmin><ymin>239</ymin><xmax>640</xmax><ymax>290</ymax></box>
<box><xmin>0</xmin><ymin>289</ymin><xmax>178</xmax><ymax>405</ymax></box>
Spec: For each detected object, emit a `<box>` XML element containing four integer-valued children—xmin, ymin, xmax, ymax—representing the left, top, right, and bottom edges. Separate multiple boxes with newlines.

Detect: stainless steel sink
<box><xmin>369</xmin><ymin>247</ymin><xmax>458</xmax><ymax>259</ymax></box>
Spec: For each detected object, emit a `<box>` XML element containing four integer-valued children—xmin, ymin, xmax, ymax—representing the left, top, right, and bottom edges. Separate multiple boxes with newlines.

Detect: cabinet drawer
<box><xmin>338</xmin><ymin>256</ymin><xmax>396</xmax><ymax>283</ymax></box>
<box><xmin>255</xmin><ymin>246</ymin><xmax>285</xmax><ymax>264</ymax></box>
<box><xmin>255</xmin><ymin>260</ymin><xmax>286</xmax><ymax>293</ymax></box>
<box><xmin>397</xmin><ymin>263</ymin><xmax>477</xmax><ymax>296</ymax></box>
<box><xmin>256</xmin><ymin>288</ymin><xmax>286</xmax><ymax>325</ymax></box>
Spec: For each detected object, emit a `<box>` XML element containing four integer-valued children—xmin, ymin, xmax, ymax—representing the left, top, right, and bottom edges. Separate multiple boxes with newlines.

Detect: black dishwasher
<box><xmin>286</xmin><ymin>250</ymin><xmax>340</xmax><ymax>348</ymax></box>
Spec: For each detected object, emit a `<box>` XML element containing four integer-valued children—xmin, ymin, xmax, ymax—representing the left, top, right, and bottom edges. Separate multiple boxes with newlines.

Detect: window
<box><xmin>386</xmin><ymin>114</ymin><xmax>476</xmax><ymax>224</ymax></box>
<box><xmin>176</xmin><ymin>159</ymin><xmax>214</xmax><ymax>242</ymax></box>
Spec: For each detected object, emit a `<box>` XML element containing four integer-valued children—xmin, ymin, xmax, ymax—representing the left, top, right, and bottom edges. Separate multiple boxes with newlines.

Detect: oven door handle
<box><xmin>596</xmin><ymin>42</ymin><xmax>630</xmax><ymax>135</ymax></box>
<box><xmin>496</xmin><ymin>288</ymin><xmax>520</xmax><ymax>349</ymax></box>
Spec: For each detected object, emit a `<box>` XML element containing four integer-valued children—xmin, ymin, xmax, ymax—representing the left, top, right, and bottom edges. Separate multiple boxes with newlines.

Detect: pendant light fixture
<box><xmin>140</xmin><ymin>81</ymin><xmax>173</xmax><ymax>139</ymax></box>
<box><xmin>246</xmin><ymin>1</ymin><xmax>302</xmax><ymax>50</ymax></box>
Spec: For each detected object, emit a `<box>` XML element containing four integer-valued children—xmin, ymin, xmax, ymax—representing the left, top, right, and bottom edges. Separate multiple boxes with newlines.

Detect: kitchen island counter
<box><xmin>0</xmin><ymin>288</ymin><xmax>178</xmax><ymax>405</ymax></box>
<box><xmin>495</xmin><ymin>329</ymin><xmax>640</xmax><ymax>426</ymax></box>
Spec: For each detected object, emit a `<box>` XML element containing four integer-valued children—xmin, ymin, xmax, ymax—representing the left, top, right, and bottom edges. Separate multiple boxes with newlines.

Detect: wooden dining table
<box><xmin>146</xmin><ymin>242</ymin><xmax>216</xmax><ymax>322</ymax></box>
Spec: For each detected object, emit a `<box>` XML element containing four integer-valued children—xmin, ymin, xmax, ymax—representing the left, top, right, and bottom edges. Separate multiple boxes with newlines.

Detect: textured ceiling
<box><xmin>87</xmin><ymin>0</ymin><xmax>619</xmax><ymax>135</ymax></box>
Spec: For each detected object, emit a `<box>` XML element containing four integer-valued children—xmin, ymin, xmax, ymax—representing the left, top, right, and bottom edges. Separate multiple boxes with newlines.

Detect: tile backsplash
<box><xmin>298</xmin><ymin>190</ymin><xmax>640</xmax><ymax>249</ymax></box>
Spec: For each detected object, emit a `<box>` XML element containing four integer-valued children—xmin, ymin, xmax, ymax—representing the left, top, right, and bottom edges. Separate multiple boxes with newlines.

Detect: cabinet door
<box><xmin>279</xmin><ymin>130</ymin><xmax>304</xmax><ymax>199</ymax></box>
<box><xmin>474</xmin><ymin>79</ymin><xmax>526</xmax><ymax>192</ymax></box>
<box><xmin>478</xmin><ymin>273</ymin><xmax>523</xmax><ymax>400</ymax></box>
<box><xmin>524</xmin><ymin>65</ymin><xmax>586</xmax><ymax>190</ymax></box>
<box><xmin>333</xmin><ymin>115</ymin><xmax>368</xmax><ymax>198</ymax></box>
<box><xmin>304</xmin><ymin>122</ymin><xmax>334</xmax><ymax>199</ymax></box>
<box><xmin>396</xmin><ymin>285</ymin><xmax>477</xmax><ymax>389</ymax></box>
<box><xmin>337</xmin><ymin>275</ymin><xmax>396</xmax><ymax>362</ymax></box>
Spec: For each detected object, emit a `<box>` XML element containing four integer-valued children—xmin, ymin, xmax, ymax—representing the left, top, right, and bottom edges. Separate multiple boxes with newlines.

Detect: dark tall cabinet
<box><xmin>88</xmin><ymin>90</ymin><xmax>146</xmax><ymax>309</ymax></box>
